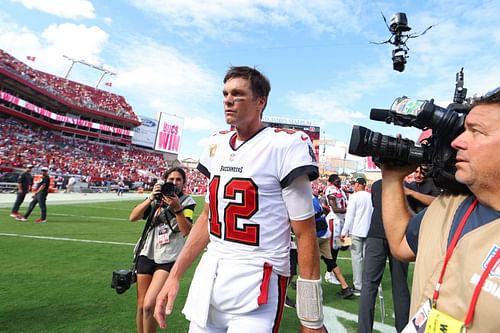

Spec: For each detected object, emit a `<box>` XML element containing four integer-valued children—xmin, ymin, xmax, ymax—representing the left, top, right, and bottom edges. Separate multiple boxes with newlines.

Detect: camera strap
<box><xmin>164</xmin><ymin>194</ymin><xmax>189</xmax><ymax>233</ymax></box>
<box><xmin>130</xmin><ymin>203</ymin><xmax>158</xmax><ymax>271</ymax></box>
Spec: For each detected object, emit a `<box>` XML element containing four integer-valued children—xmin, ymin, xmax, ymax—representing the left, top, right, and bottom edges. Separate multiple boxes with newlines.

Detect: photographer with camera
<box><xmin>129</xmin><ymin>167</ymin><xmax>196</xmax><ymax>333</ymax></box>
<box><xmin>381</xmin><ymin>88</ymin><xmax>500</xmax><ymax>332</ymax></box>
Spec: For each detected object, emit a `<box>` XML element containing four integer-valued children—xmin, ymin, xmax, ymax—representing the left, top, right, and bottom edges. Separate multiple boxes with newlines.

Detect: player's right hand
<box><xmin>299</xmin><ymin>325</ymin><xmax>329</xmax><ymax>333</ymax></box>
<box><xmin>154</xmin><ymin>276</ymin><xmax>180</xmax><ymax>329</ymax></box>
<box><xmin>299</xmin><ymin>325</ymin><xmax>328</xmax><ymax>333</ymax></box>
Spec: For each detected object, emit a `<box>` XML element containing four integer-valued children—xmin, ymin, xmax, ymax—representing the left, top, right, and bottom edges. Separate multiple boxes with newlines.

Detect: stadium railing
<box><xmin>0</xmin><ymin>182</ymin><xmax>18</xmax><ymax>193</ymax></box>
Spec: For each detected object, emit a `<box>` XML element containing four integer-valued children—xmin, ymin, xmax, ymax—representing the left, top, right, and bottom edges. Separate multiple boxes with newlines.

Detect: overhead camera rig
<box><xmin>371</xmin><ymin>12</ymin><xmax>435</xmax><ymax>72</ymax></box>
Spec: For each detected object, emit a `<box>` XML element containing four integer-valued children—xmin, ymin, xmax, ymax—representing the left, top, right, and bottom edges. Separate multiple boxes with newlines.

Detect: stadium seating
<box><xmin>0</xmin><ymin>118</ymin><xmax>208</xmax><ymax>193</ymax></box>
<box><xmin>0</xmin><ymin>49</ymin><xmax>139</xmax><ymax>122</ymax></box>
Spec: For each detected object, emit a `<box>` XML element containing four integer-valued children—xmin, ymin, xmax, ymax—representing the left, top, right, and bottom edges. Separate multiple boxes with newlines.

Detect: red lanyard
<box><xmin>153</xmin><ymin>203</ymin><xmax>165</xmax><ymax>220</ymax></box>
<box><xmin>464</xmin><ymin>248</ymin><xmax>500</xmax><ymax>326</ymax></box>
<box><xmin>432</xmin><ymin>198</ymin><xmax>500</xmax><ymax>327</ymax></box>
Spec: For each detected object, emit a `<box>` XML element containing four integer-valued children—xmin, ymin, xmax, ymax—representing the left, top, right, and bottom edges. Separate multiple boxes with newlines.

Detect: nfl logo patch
<box><xmin>481</xmin><ymin>244</ymin><xmax>500</xmax><ymax>278</ymax></box>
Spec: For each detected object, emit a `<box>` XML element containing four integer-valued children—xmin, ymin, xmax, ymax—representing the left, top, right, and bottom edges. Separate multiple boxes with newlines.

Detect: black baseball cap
<box><xmin>355</xmin><ymin>178</ymin><xmax>367</xmax><ymax>185</ymax></box>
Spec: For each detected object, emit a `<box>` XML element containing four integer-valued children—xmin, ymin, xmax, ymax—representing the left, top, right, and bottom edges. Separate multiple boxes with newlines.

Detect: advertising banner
<box><xmin>154</xmin><ymin>113</ymin><xmax>183</xmax><ymax>154</ymax></box>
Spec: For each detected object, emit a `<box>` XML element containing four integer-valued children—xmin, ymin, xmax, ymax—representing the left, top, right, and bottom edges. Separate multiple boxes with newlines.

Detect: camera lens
<box><xmin>161</xmin><ymin>182</ymin><xmax>176</xmax><ymax>196</ymax></box>
<box><xmin>115</xmin><ymin>287</ymin><xmax>126</xmax><ymax>294</ymax></box>
<box><xmin>349</xmin><ymin>125</ymin><xmax>428</xmax><ymax>165</ymax></box>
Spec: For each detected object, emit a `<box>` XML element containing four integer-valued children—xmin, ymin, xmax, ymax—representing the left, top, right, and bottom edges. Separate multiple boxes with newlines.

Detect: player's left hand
<box><xmin>154</xmin><ymin>276</ymin><xmax>180</xmax><ymax>329</ymax></box>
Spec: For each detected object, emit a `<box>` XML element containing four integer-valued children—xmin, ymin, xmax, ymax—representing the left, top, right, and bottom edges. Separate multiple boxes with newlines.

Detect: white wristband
<box><xmin>296</xmin><ymin>277</ymin><xmax>324</xmax><ymax>329</ymax></box>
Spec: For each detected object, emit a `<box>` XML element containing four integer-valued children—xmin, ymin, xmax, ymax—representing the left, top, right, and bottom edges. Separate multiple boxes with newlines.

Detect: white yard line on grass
<box><xmin>324</xmin><ymin>307</ymin><xmax>396</xmax><ymax>333</ymax></box>
<box><xmin>50</xmin><ymin>213</ymin><xmax>127</xmax><ymax>221</ymax></box>
<box><xmin>0</xmin><ymin>232</ymin><xmax>135</xmax><ymax>246</ymax></box>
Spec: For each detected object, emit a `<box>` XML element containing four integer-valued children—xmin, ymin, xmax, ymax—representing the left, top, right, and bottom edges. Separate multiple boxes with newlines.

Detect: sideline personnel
<box><xmin>381</xmin><ymin>88</ymin><xmax>500</xmax><ymax>332</ymax></box>
<box><xmin>10</xmin><ymin>164</ymin><xmax>33</xmax><ymax>218</ymax></box>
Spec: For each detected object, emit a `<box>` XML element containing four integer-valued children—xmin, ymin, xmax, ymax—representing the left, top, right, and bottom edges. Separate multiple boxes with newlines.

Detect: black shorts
<box><xmin>136</xmin><ymin>255</ymin><xmax>175</xmax><ymax>275</ymax></box>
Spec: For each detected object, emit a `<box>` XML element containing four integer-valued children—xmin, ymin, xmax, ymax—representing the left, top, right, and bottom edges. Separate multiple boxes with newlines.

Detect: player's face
<box><xmin>222</xmin><ymin>77</ymin><xmax>265</xmax><ymax>128</ymax></box>
<box><xmin>451</xmin><ymin>104</ymin><xmax>500</xmax><ymax>193</ymax></box>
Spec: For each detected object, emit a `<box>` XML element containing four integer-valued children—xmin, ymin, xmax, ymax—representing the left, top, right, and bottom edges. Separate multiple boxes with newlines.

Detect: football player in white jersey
<box><xmin>154</xmin><ymin>66</ymin><xmax>328</xmax><ymax>333</ymax></box>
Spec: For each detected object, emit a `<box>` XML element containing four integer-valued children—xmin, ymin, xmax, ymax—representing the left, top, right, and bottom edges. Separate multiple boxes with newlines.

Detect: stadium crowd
<box><xmin>1</xmin><ymin>116</ymin><xmax>339</xmax><ymax>195</ymax></box>
<box><xmin>0</xmin><ymin>49</ymin><xmax>138</xmax><ymax>121</ymax></box>
<box><xmin>0</xmin><ymin>118</ymin><xmax>208</xmax><ymax>193</ymax></box>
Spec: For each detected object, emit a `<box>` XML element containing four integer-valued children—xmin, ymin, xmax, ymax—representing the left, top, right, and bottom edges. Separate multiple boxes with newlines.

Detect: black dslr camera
<box><xmin>161</xmin><ymin>182</ymin><xmax>176</xmax><ymax>196</ymax></box>
<box><xmin>349</xmin><ymin>69</ymin><xmax>471</xmax><ymax>194</ymax></box>
<box><xmin>154</xmin><ymin>180</ymin><xmax>176</xmax><ymax>199</ymax></box>
<box><xmin>111</xmin><ymin>269</ymin><xmax>136</xmax><ymax>294</ymax></box>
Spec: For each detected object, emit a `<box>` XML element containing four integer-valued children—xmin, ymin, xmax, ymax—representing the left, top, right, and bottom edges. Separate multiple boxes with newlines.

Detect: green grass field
<box><xmin>0</xmin><ymin>196</ymin><xmax>410</xmax><ymax>332</ymax></box>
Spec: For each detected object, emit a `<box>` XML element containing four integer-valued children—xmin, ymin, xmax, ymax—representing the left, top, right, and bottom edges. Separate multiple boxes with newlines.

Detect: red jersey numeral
<box><xmin>208</xmin><ymin>177</ymin><xmax>259</xmax><ymax>246</ymax></box>
<box><xmin>208</xmin><ymin>176</ymin><xmax>222</xmax><ymax>238</ymax></box>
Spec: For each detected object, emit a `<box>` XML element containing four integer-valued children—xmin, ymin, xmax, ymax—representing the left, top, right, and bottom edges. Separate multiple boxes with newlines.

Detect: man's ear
<box><xmin>256</xmin><ymin>96</ymin><xmax>267</xmax><ymax>113</ymax></box>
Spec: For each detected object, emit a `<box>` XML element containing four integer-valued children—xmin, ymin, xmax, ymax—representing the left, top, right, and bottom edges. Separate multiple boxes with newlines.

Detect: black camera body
<box><xmin>349</xmin><ymin>69</ymin><xmax>471</xmax><ymax>194</ymax></box>
<box><xmin>349</xmin><ymin>97</ymin><xmax>470</xmax><ymax>194</ymax></box>
<box><xmin>160</xmin><ymin>182</ymin><xmax>176</xmax><ymax>196</ymax></box>
<box><xmin>111</xmin><ymin>269</ymin><xmax>136</xmax><ymax>294</ymax></box>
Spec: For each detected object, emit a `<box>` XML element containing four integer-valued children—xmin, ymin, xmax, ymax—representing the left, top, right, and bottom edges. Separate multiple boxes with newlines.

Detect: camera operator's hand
<box><xmin>149</xmin><ymin>183</ymin><xmax>162</xmax><ymax>201</ymax></box>
<box><xmin>162</xmin><ymin>193</ymin><xmax>182</xmax><ymax>212</ymax></box>
<box><xmin>380</xmin><ymin>162</ymin><xmax>416</xmax><ymax>182</ymax></box>
<box><xmin>154</xmin><ymin>275</ymin><xmax>180</xmax><ymax>329</ymax></box>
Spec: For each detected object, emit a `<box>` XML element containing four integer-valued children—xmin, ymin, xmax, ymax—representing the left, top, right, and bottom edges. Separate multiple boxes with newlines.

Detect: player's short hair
<box><xmin>328</xmin><ymin>174</ymin><xmax>340</xmax><ymax>183</ymax></box>
<box><xmin>224</xmin><ymin>66</ymin><xmax>271</xmax><ymax>110</ymax></box>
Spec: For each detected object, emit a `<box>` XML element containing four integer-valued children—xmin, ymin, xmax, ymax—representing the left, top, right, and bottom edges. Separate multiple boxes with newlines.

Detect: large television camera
<box><xmin>348</xmin><ymin>69</ymin><xmax>471</xmax><ymax>194</ymax></box>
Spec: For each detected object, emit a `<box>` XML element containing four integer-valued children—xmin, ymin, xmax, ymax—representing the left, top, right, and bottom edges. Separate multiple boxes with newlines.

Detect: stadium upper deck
<box><xmin>0</xmin><ymin>49</ymin><xmax>139</xmax><ymax>123</ymax></box>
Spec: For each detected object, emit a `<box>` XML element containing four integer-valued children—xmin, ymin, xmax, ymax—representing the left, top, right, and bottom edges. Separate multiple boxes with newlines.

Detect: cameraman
<box><xmin>380</xmin><ymin>88</ymin><xmax>500</xmax><ymax>332</ymax></box>
<box><xmin>129</xmin><ymin>167</ymin><xmax>196</xmax><ymax>333</ymax></box>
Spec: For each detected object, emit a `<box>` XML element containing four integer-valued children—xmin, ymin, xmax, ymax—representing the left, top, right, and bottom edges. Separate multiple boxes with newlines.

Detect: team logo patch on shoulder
<box><xmin>209</xmin><ymin>144</ymin><xmax>217</xmax><ymax>157</ymax></box>
<box><xmin>482</xmin><ymin>244</ymin><xmax>500</xmax><ymax>278</ymax></box>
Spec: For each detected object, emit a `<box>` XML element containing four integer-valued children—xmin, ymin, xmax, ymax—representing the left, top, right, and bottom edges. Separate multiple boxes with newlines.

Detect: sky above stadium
<box><xmin>1</xmin><ymin>0</ymin><xmax>499</xmax><ymax>163</ymax></box>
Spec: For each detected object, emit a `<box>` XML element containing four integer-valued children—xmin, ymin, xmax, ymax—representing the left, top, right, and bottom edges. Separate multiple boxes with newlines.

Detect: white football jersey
<box><xmin>197</xmin><ymin>126</ymin><xmax>319</xmax><ymax>275</ymax></box>
<box><xmin>324</xmin><ymin>185</ymin><xmax>347</xmax><ymax>219</ymax></box>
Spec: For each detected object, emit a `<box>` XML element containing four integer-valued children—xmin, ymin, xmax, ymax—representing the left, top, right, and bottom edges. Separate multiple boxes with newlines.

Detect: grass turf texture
<box><xmin>0</xmin><ymin>196</ymin><xmax>410</xmax><ymax>332</ymax></box>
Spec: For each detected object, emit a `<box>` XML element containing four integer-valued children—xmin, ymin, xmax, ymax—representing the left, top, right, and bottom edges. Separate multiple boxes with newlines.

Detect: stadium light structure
<box><xmin>63</xmin><ymin>55</ymin><xmax>116</xmax><ymax>89</ymax></box>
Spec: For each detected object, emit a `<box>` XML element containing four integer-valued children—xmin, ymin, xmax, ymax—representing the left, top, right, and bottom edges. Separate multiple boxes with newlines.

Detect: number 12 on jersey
<box><xmin>208</xmin><ymin>176</ymin><xmax>260</xmax><ymax>246</ymax></box>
